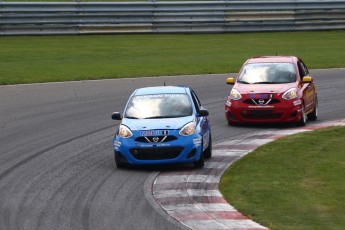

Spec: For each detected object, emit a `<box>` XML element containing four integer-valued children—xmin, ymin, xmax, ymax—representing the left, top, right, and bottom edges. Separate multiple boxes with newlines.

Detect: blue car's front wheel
<box><xmin>114</xmin><ymin>151</ymin><xmax>128</xmax><ymax>168</ymax></box>
<box><xmin>193</xmin><ymin>151</ymin><xmax>204</xmax><ymax>168</ymax></box>
<box><xmin>204</xmin><ymin>134</ymin><xmax>212</xmax><ymax>159</ymax></box>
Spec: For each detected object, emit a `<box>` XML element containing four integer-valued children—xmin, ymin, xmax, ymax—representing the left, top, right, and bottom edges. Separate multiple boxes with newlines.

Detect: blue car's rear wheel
<box><xmin>193</xmin><ymin>151</ymin><xmax>204</xmax><ymax>168</ymax></box>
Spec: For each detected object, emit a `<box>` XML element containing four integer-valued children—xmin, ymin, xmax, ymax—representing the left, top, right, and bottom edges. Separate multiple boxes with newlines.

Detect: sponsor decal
<box><xmin>140</xmin><ymin>130</ymin><xmax>168</xmax><ymax>136</ymax></box>
<box><xmin>293</xmin><ymin>100</ymin><xmax>302</xmax><ymax>106</ymax></box>
<box><xmin>156</xmin><ymin>144</ymin><xmax>171</xmax><ymax>147</ymax></box>
<box><xmin>248</xmin><ymin>105</ymin><xmax>274</xmax><ymax>108</ymax></box>
<box><xmin>305</xmin><ymin>90</ymin><xmax>314</xmax><ymax>102</ymax></box>
<box><xmin>136</xmin><ymin>94</ymin><xmax>185</xmax><ymax>99</ymax></box>
<box><xmin>249</xmin><ymin>93</ymin><xmax>272</xmax><ymax>99</ymax></box>
<box><xmin>203</xmin><ymin>130</ymin><xmax>210</xmax><ymax>150</ymax></box>
<box><xmin>114</xmin><ymin>141</ymin><xmax>121</xmax><ymax>148</ymax></box>
<box><xmin>193</xmin><ymin>137</ymin><xmax>202</xmax><ymax>146</ymax></box>
<box><xmin>140</xmin><ymin>143</ymin><xmax>171</xmax><ymax>148</ymax></box>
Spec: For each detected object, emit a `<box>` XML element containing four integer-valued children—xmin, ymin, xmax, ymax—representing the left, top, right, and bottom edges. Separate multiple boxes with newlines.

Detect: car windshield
<box><xmin>238</xmin><ymin>63</ymin><xmax>296</xmax><ymax>84</ymax></box>
<box><xmin>124</xmin><ymin>93</ymin><xmax>193</xmax><ymax>119</ymax></box>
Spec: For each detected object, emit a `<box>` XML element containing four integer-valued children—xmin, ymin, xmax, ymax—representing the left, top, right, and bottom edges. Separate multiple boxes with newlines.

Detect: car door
<box><xmin>190</xmin><ymin>90</ymin><xmax>210</xmax><ymax>150</ymax></box>
<box><xmin>298</xmin><ymin>60</ymin><xmax>316</xmax><ymax>113</ymax></box>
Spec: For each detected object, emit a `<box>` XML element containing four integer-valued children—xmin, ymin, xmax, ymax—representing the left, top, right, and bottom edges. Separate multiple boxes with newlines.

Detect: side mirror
<box><xmin>111</xmin><ymin>112</ymin><xmax>122</xmax><ymax>120</ymax></box>
<box><xmin>226</xmin><ymin>77</ymin><xmax>235</xmax><ymax>85</ymax></box>
<box><xmin>302</xmin><ymin>76</ymin><xmax>313</xmax><ymax>83</ymax></box>
<box><xmin>199</xmin><ymin>108</ymin><xmax>209</xmax><ymax>117</ymax></box>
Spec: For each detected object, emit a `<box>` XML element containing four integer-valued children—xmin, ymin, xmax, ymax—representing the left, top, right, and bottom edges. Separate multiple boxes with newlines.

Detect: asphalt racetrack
<box><xmin>0</xmin><ymin>69</ymin><xmax>344</xmax><ymax>230</ymax></box>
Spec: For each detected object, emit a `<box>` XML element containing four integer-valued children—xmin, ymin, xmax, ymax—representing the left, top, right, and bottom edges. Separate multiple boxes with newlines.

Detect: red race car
<box><xmin>225</xmin><ymin>56</ymin><xmax>318</xmax><ymax>126</ymax></box>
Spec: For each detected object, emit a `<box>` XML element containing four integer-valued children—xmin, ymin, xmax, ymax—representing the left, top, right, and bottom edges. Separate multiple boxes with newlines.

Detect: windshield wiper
<box><xmin>237</xmin><ymin>80</ymin><xmax>250</xmax><ymax>84</ymax></box>
<box><xmin>125</xmin><ymin>116</ymin><xmax>139</xmax><ymax>119</ymax></box>
<box><xmin>252</xmin><ymin>81</ymin><xmax>278</xmax><ymax>84</ymax></box>
<box><xmin>144</xmin><ymin>115</ymin><xmax>181</xmax><ymax>119</ymax></box>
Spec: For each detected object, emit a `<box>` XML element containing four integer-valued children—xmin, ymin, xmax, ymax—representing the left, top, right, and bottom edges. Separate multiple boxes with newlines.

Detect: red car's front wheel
<box><xmin>297</xmin><ymin>104</ymin><xmax>307</xmax><ymax>126</ymax></box>
<box><xmin>307</xmin><ymin>96</ymin><xmax>318</xmax><ymax>121</ymax></box>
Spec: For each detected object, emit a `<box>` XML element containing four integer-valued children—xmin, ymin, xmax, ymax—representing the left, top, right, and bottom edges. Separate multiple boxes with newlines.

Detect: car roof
<box><xmin>134</xmin><ymin>86</ymin><xmax>189</xmax><ymax>96</ymax></box>
<box><xmin>246</xmin><ymin>56</ymin><xmax>299</xmax><ymax>64</ymax></box>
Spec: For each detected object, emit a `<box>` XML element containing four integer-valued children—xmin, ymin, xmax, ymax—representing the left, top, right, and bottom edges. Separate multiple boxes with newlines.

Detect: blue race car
<box><xmin>111</xmin><ymin>86</ymin><xmax>211</xmax><ymax>168</ymax></box>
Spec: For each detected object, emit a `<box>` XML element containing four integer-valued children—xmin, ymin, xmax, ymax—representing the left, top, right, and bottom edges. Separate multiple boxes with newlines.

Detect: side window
<box><xmin>300</xmin><ymin>61</ymin><xmax>309</xmax><ymax>75</ymax></box>
<box><xmin>298</xmin><ymin>59</ymin><xmax>310</xmax><ymax>79</ymax></box>
<box><xmin>191</xmin><ymin>90</ymin><xmax>201</xmax><ymax>112</ymax></box>
<box><xmin>297</xmin><ymin>62</ymin><xmax>306</xmax><ymax>80</ymax></box>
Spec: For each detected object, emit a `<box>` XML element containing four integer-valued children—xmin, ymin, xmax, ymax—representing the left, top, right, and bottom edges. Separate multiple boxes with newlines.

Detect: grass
<box><xmin>219</xmin><ymin>126</ymin><xmax>345</xmax><ymax>230</ymax></box>
<box><xmin>1</xmin><ymin>31</ymin><xmax>345</xmax><ymax>85</ymax></box>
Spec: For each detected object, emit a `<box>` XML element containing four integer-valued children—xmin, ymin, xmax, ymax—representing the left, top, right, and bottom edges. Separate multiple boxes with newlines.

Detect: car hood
<box><xmin>122</xmin><ymin>116</ymin><xmax>194</xmax><ymax>131</ymax></box>
<box><xmin>235</xmin><ymin>82</ymin><xmax>296</xmax><ymax>94</ymax></box>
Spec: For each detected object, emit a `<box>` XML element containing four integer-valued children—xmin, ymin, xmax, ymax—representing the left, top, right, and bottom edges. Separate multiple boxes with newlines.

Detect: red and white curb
<box><xmin>152</xmin><ymin>120</ymin><xmax>345</xmax><ymax>230</ymax></box>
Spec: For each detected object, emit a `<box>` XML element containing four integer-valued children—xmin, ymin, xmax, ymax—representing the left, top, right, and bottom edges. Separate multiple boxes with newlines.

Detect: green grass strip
<box><xmin>1</xmin><ymin>31</ymin><xmax>345</xmax><ymax>85</ymax></box>
<box><xmin>219</xmin><ymin>126</ymin><xmax>345</xmax><ymax>230</ymax></box>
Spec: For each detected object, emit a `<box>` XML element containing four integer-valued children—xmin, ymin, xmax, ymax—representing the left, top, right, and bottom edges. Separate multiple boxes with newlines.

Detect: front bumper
<box><xmin>113</xmin><ymin>130</ymin><xmax>203</xmax><ymax>165</ymax></box>
<box><xmin>225</xmin><ymin>99</ymin><xmax>302</xmax><ymax>124</ymax></box>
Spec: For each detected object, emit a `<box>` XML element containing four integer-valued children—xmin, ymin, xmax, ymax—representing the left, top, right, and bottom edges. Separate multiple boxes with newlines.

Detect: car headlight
<box><xmin>229</xmin><ymin>89</ymin><xmax>242</xmax><ymax>100</ymax></box>
<box><xmin>282</xmin><ymin>88</ymin><xmax>298</xmax><ymax>100</ymax></box>
<box><xmin>118</xmin><ymin>125</ymin><xmax>133</xmax><ymax>138</ymax></box>
<box><xmin>179</xmin><ymin>121</ymin><xmax>196</xmax><ymax>136</ymax></box>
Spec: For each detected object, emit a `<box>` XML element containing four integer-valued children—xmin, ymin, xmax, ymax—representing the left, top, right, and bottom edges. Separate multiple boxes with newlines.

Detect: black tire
<box><xmin>193</xmin><ymin>151</ymin><xmax>204</xmax><ymax>168</ymax></box>
<box><xmin>297</xmin><ymin>104</ymin><xmax>307</xmax><ymax>127</ymax></box>
<box><xmin>203</xmin><ymin>135</ymin><xmax>212</xmax><ymax>159</ymax></box>
<box><xmin>114</xmin><ymin>151</ymin><xmax>127</xmax><ymax>168</ymax></box>
<box><xmin>307</xmin><ymin>96</ymin><xmax>318</xmax><ymax>121</ymax></box>
<box><xmin>228</xmin><ymin>120</ymin><xmax>239</xmax><ymax>126</ymax></box>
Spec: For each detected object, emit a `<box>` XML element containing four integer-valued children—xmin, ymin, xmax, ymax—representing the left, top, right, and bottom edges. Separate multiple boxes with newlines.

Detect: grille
<box><xmin>135</xmin><ymin>135</ymin><xmax>177</xmax><ymax>143</ymax></box>
<box><xmin>129</xmin><ymin>147</ymin><xmax>184</xmax><ymax>160</ymax></box>
<box><xmin>241</xmin><ymin>110</ymin><xmax>283</xmax><ymax>119</ymax></box>
<box><xmin>243</xmin><ymin>98</ymin><xmax>280</xmax><ymax>105</ymax></box>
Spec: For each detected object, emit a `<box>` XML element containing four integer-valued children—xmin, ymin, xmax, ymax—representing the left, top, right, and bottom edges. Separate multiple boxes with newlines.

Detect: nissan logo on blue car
<box><xmin>111</xmin><ymin>86</ymin><xmax>212</xmax><ymax>168</ymax></box>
